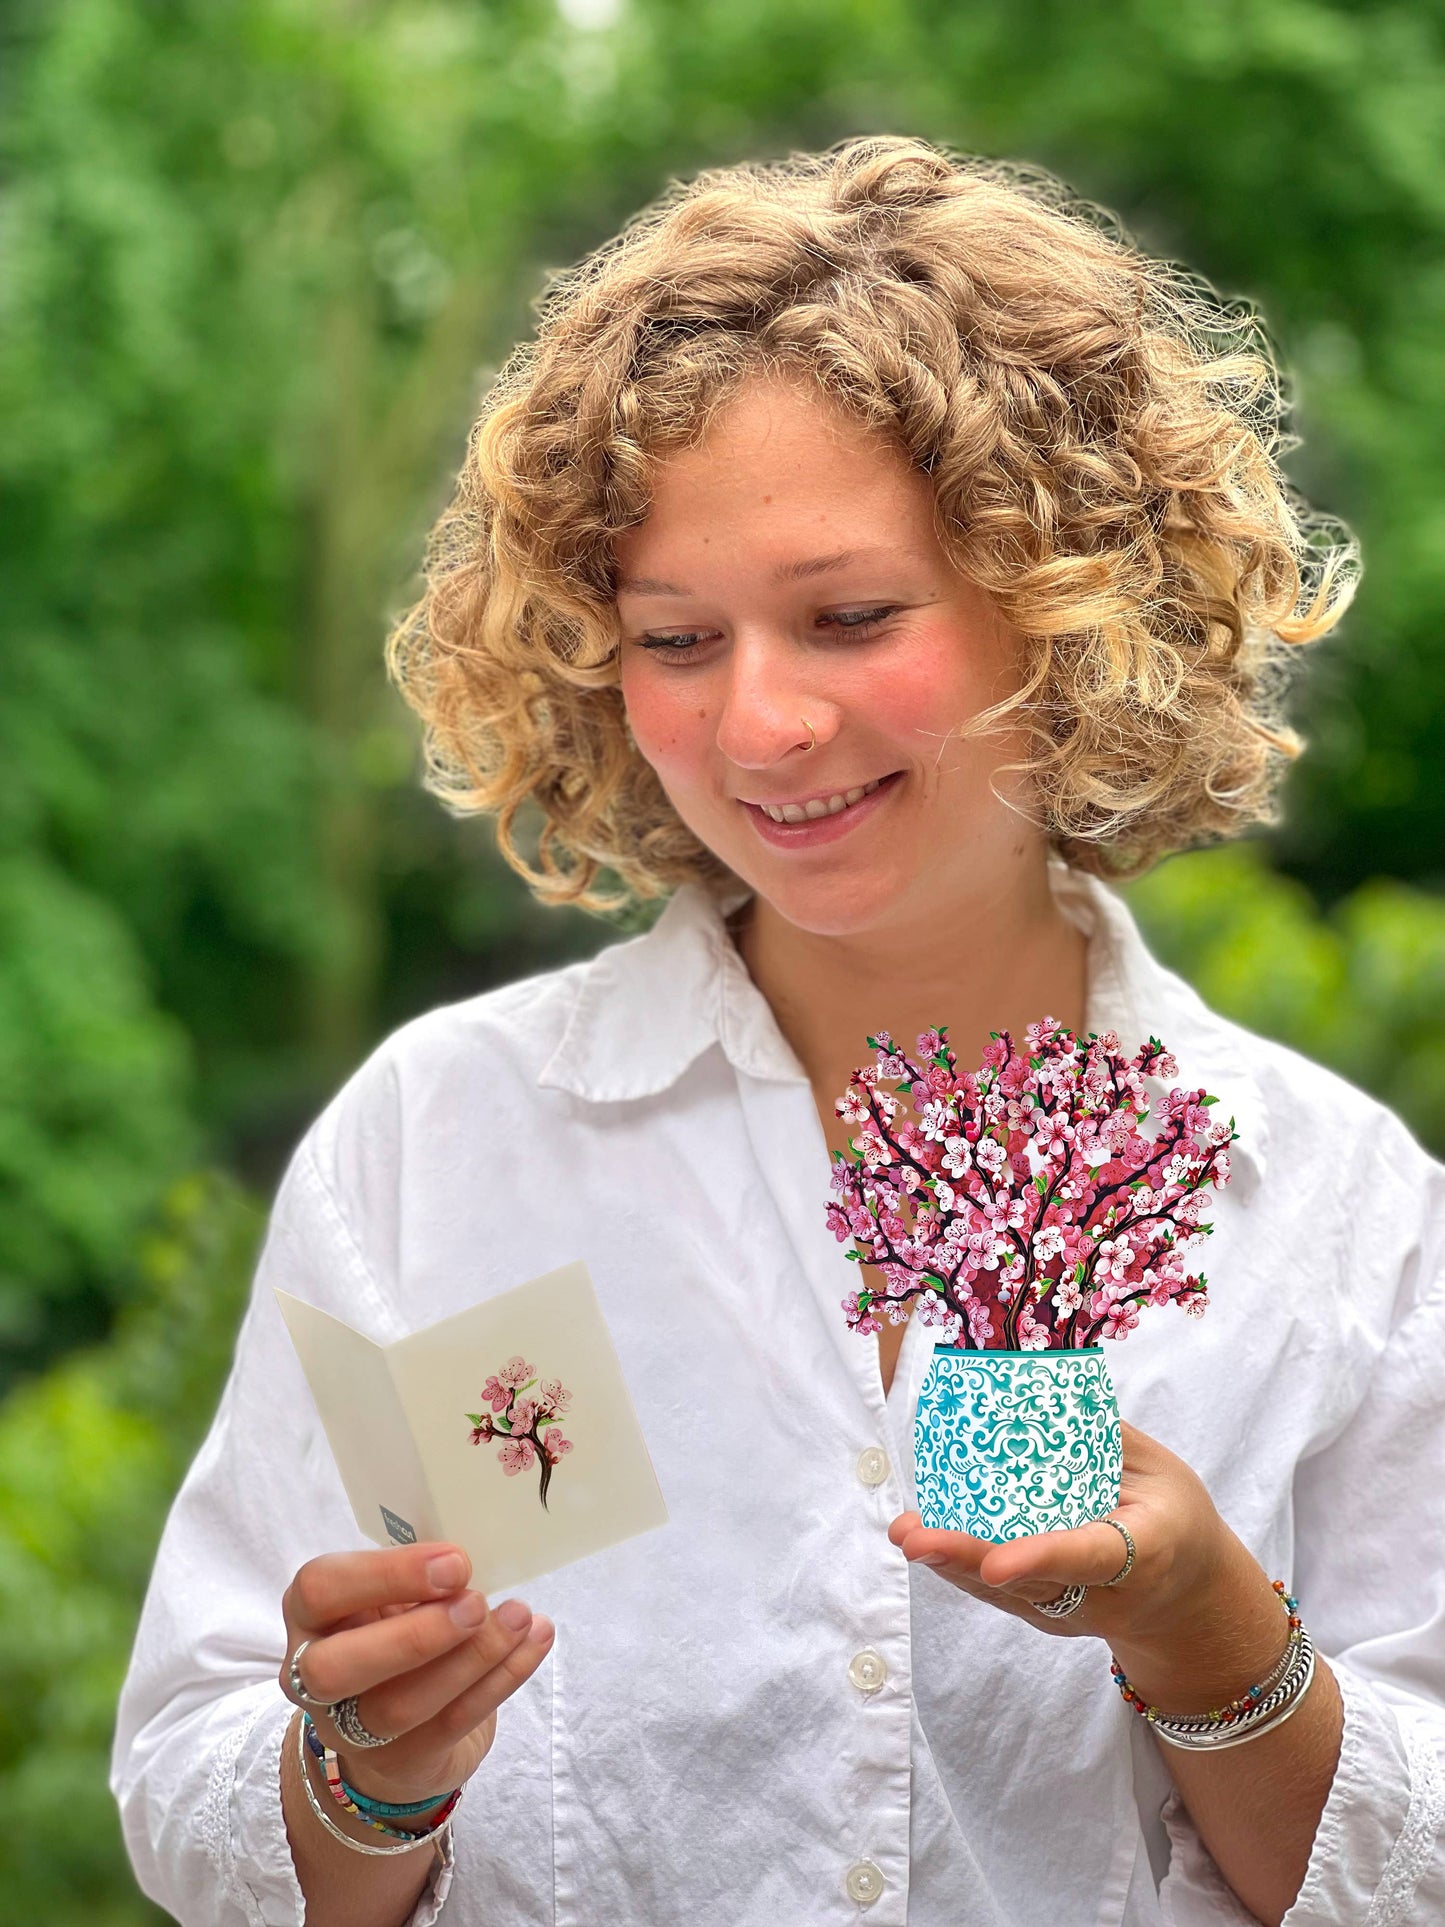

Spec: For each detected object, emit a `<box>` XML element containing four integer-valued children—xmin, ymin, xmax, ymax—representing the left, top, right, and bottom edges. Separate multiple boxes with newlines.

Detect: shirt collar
<box><xmin>538</xmin><ymin>864</ymin><xmax>1267</xmax><ymax>1184</ymax></box>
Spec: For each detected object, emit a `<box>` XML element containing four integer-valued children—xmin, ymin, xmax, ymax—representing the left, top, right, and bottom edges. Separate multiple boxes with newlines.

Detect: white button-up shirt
<box><xmin>112</xmin><ymin>865</ymin><xmax>1445</xmax><ymax>1925</ymax></box>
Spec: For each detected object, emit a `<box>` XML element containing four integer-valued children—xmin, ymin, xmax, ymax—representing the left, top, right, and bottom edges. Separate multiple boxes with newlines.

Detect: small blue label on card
<box><xmin>380</xmin><ymin>1505</ymin><xmax>417</xmax><ymax>1546</ymax></box>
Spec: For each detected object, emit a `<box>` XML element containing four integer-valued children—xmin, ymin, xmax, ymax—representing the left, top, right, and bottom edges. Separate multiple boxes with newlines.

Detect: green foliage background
<box><xmin>3</xmin><ymin>0</ymin><xmax>1444</xmax><ymax>1914</ymax></box>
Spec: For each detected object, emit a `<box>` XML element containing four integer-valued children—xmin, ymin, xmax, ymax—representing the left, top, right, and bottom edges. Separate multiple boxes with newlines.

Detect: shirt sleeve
<box><xmin>1159</xmin><ymin>1146</ymin><xmax>1445</xmax><ymax>1926</ymax></box>
<box><xmin>109</xmin><ymin>1132</ymin><xmax>453</xmax><ymax>1927</ymax></box>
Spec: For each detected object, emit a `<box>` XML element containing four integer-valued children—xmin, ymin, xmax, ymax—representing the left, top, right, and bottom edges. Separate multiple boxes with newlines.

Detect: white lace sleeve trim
<box><xmin>1365</xmin><ymin>1699</ymin><xmax>1445</xmax><ymax>1927</ymax></box>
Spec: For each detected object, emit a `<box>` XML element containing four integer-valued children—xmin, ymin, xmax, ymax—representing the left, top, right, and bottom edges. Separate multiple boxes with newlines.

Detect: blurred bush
<box><xmin>1128</xmin><ymin>844</ymin><xmax>1445</xmax><ymax>1155</ymax></box>
<box><xmin>0</xmin><ymin>1170</ymin><xmax>263</xmax><ymax>1920</ymax></box>
<box><xmin>0</xmin><ymin>858</ymin><xmax>196</xmax><ymax>1377</ymax></box>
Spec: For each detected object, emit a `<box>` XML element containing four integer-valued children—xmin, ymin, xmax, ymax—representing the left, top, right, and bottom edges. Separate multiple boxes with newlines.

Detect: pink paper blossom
<box><xmin>1016</xmin><ymin>1300</ymin><xmax>1051</xmax><ymax>1351</ymax></box>
<box><xmin>827</xmin><ymin>1018</ymin><xmax>1235</xmax><ymax>1351</ymax></box>
<box><xmin>1104</xmin><ymin>1300</ymin><xmax>1141</xmax><ymax>1339</ymax></box>
<box><xmin>499</xmin><ymin>1355</ymin><xmax>535</xmax><ymax>1389</ymax></box>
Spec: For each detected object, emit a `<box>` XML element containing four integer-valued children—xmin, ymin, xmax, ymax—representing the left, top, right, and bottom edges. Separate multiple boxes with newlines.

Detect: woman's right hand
<box><xmin>279</xmin><ymin>1540</ymin><xmax>555</xmax><ymax>1807</ymax></box>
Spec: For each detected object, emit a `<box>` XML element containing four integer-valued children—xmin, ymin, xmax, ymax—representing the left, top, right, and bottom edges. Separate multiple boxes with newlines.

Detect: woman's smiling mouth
<box><xmin>740</xmin><ymin>770</ymin><xmax>904</xmax><ymax>843</ymax></box>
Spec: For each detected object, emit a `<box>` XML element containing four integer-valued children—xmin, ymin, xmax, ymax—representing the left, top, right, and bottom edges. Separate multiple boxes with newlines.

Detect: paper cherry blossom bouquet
<box><xmin>826</xmin><ymin>1018</ymin><xmax>1236</xmax><ymax>1541</ymax></box>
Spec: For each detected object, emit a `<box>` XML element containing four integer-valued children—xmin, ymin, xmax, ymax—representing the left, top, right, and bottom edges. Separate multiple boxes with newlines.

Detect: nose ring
<box><xmin>797</xmin><ymin>717</ymin><xmax>816</xmax><ymax>752</ymax></box>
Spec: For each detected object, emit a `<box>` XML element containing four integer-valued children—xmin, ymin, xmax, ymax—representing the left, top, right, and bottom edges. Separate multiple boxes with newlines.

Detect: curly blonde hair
<box><xmin>386</xmin><ymin>134</ymin><xmax>1357</xmax><ymax>914</ymax></box>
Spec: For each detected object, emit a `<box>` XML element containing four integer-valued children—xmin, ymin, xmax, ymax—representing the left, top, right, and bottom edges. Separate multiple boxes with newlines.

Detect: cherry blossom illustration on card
<box><xmin>276</xmin><ymin>1258</ymin><xmax>667</xmax><ymax>1594</ymax></box>
<box><xmin>467</xmin><ymin>1356</ymin><xmax>574</xmax><ymax>1510</ymax></box>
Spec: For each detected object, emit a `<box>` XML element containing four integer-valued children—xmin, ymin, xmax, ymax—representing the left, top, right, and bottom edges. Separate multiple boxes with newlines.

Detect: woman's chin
<box><xmin>736</xmin><ymin>866</ymin><xmax>913</xmax><ymax>941</ymax></box>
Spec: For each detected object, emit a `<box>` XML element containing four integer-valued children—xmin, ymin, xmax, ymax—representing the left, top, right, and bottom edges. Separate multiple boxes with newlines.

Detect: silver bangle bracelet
<box><xmin>1150</xmin><ymin>1627</ymin><xmax>1305</xmax><ymax>1734</ymax></box>
<box><xmin>294</xmin><ymin>1713</ymin><xmax>449</xmax><ymax>1857</ymax></box>
<box><xmin>1149</xmin><ymin>1633</ymin><xmax>1318</xmax><ymax>1752</ymax></box>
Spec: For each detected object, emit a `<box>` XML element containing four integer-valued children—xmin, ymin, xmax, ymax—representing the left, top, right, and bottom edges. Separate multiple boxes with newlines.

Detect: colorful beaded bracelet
<box><xmin>301</xmin><ymin>1714</ymin><xmax>462</xmax><ymax>1841</ymax></box>
<box><xmin>1110</xmin><ymin>1580</ymin><xmax>1303</xmax><ymax>1729</ymax></box>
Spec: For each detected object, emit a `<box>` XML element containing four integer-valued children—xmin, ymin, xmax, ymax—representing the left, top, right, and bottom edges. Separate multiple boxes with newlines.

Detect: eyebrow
<box><xmin>615</xmin><ymin>546</ymin><xmax>902</xmax><ymax>597</ymax></box>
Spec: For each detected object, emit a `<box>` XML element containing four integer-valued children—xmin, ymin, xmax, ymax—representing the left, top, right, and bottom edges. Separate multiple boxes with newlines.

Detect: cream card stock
<box><xmin>275</xmin><ymin>1260</ymin><xmax>668</xmax><ymax>1594</ymax></box>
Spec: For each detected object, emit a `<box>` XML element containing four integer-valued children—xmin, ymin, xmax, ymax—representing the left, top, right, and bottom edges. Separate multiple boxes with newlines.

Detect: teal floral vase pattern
<box><xmin>914</xmin><ymin>1346</ymin><xmax>1122</xmax><ymax>1541</ymax></box>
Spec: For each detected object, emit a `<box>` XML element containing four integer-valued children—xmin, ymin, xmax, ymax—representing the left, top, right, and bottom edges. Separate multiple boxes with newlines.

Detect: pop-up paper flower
<box><xmin>467</xmin><ymin>1357</ymin><xmax>574</xmax><ymax>1509</ymax></box>
<box><xmin>827</xmin><ymin>1018</ymin><xmax>1236</xmax><ymax>1352</ymax></box>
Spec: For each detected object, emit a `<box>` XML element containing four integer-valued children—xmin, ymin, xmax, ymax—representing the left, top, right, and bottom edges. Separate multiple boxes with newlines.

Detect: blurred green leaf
<box><xmin>0</xmin><ymin>1170</ymin><xmax>263</xmax><ymax>1917</ymax></box>
<box><xmin>1127</xmin><ymin>844</ymin><xmax>1445</xmax><ymax>1154</ymax></box>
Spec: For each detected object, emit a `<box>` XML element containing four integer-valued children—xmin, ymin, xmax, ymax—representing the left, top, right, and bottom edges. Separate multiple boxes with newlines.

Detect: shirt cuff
<box><xmin>1284</xmin><ymin>1659</ymin><xmax>1444</xmax><ymax>1925</ymax></box>
<box><xmin>227</xmin><ymin>1689</ymin><xmax>453</xmax><ymax>1926</ymax></box>
<box><xmin>1157</xmin><ymin>1658</ymin><xmax>1444</xmax><ymax>1927</ymax></box>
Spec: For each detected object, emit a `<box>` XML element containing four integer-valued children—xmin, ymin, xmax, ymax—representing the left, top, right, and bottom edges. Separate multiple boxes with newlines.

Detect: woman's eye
<box><xmin>823</xmin><ymin>606</ymin><xmax>898</xmax><ymax>633</ymax></box>
<box><xmin>631</xmin><ymin>608</ymin><xmax>893</xmax><ymax>662</ymax></box>
<box><xmin>635</xmin><ymin>631</ymin><xmax>714</xmax><ymax>657</ymax></box>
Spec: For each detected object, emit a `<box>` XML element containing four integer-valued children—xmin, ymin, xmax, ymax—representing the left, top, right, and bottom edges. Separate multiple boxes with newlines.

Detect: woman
<box><xmin>112</xmin><ymin>137</ymin><xmax>1445</xmax><ymax>1926</ymax></box>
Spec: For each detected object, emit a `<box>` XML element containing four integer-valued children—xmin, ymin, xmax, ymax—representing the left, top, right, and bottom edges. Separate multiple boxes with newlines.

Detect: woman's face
<box><xmin>615</xmin><ymin>373</ymin><xmax>1037</xmax><ymax>938</ymax></box>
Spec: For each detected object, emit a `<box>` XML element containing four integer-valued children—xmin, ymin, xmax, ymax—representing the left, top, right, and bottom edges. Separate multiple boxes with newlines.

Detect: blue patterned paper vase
<box><xmin>913</xmin><ymin>1346</ymin><xmax>1122</xmax><ymax>1541</ymax></box>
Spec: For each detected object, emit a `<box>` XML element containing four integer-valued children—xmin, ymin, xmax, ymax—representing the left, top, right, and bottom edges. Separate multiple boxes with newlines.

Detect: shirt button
<box><xmin>845</xmin><ymin>1860</ymin><xmax>885</xmax><ymax>1906</ymax></box>
<box><xmin>856</xmin><ymin>1446</ymin><xmax>890</xmax><ymax>1486</ymax></box>
<box><xmin>847</xmin><ymin>1649</ymin><xmax>887</xmax><ymax>1695</ymax></box>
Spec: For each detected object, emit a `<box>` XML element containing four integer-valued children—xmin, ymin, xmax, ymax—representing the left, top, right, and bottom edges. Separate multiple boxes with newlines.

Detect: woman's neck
<box><xmin>729</xmin><ymin>862</ymin><xmax>1089</xmax><ymax>1105</ymax></box>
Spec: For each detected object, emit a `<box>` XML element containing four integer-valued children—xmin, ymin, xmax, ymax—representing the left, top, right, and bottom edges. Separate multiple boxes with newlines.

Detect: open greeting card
<box><xmin>275</xmin><ymin>1260</ymin><xmax>669</xmax><ymax>1595</ymax></box>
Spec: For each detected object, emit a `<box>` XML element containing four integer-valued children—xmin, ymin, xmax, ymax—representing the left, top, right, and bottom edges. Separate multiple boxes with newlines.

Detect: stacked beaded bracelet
<box><xmin>298</xmin><ymin>1713</ymin><xmax>461</xmax><ymax>1853</ymax></box>
<box><xmin>1111</xmin><ymin>1581</ymin><xmax>1318</xmax><ymax>1752</ymax></box>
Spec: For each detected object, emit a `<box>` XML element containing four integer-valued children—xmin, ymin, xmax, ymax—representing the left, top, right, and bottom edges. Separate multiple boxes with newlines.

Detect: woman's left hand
<box><xmin>889</xmin><ymin>1417</ymin><xmax>1245</xmax><ymax>1652</ymax></box>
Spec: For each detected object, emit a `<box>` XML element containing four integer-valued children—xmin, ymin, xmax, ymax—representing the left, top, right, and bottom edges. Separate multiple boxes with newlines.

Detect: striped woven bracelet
<box><xmin>301</xmin><ymin>1714</ymin><xmax>462</xmax><ymax>1841</ymax></box>
<box><xmin>340</xmin><ymin>1774</ymin><xmax>462</xmax><ymax>1819</ymax></box>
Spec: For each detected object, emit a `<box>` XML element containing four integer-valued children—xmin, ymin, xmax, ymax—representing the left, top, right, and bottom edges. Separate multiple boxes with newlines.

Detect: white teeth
<box><xmin>759</xmin><ymin>775</ymin><xmax>891</xmax><ymax>823</ymax></box>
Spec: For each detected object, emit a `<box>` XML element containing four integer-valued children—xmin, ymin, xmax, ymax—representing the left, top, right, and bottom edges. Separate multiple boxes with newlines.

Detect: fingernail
<box><xmin>530</xmin><ymin>1614</ymin><xmax>555</xmax><ymax>1644</ymax></box>
<box><xmin>496</xmin><ymin>1598</ymin><xmax>532</xmax><ymax>1632</ymax></box>
<box><xmin>426</xmin><ymin>1553</ymin><xmax>467</xmax><ymax>1591</ymax></box>
<box><xmin>448</xmin><ymin>1590</ymin><xmax>488</xmax><ymax>1628</ymax></box>
<box><xmin>918</xmin><ymin>1553</ymin><xmax>948</xmax><ymax>1568</ymax></box>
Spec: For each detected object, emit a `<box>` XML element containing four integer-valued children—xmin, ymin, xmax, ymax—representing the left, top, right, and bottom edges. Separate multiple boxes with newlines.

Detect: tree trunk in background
<box><xmin>304</xmin><ymin>206</ymin><xmax>504</xmax><ymax>1078</ymax></box>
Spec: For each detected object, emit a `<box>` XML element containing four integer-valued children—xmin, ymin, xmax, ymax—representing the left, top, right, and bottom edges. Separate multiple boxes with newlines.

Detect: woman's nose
<box><xmin>714</xmin><ymin>638</ymin><xmax>835</xmax><ymax>770</ymax></box>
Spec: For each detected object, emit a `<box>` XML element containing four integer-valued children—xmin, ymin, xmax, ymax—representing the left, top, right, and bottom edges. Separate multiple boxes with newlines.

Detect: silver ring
<box><xmin>1033</xmin><ymin>1583</ymin><xmax>1088</xmax><ymax>1619</ymax></box>
<box><xmin>1099</xmin><ymin>1517</ymin><xmax>1137</xmax><ymax>1588</ymax></box>
<box><xmin>330</xmin><ymin>1694</ymin><xmax>393</xmax><ymax>1749</ymax></box>
<box><xmin>286</xmin><ymin>1639</ymin><xmax>331</xmax><ymax>1710</ymax></box>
